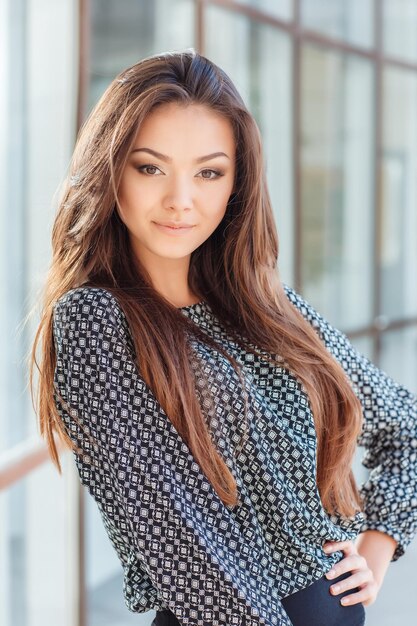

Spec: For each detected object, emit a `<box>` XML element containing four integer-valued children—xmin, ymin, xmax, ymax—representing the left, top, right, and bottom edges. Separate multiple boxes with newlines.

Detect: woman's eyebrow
<box><xmin>130</xmin><ymin>147</ymin><xmax>230</xmax><ymax>163</ymax></box>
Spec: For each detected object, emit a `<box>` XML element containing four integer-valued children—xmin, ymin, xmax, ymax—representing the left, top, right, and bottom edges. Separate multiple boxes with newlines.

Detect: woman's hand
<box><xmin>323</xmin><ymin>539</ymin><xmax>380</xmax><ymax>607</ymax></box>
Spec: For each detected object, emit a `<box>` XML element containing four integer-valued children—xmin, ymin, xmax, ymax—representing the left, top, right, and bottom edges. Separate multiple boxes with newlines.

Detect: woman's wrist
<box><xmin>355</xmin><ymin>529</ymin><xmax>397</xmax><ymax>590</ymax></box>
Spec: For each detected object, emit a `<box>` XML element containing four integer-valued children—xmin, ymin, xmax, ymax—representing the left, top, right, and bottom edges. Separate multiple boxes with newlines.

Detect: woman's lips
<box><xmin>153</xmin><ymin>222</ymin><xmax>195</xmax><ymax>235</ymax></box>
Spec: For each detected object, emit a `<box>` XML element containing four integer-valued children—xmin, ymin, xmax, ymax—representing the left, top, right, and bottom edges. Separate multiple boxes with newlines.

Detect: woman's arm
<box><xmin>284</xmin><ymin>284</ymin><xmax>417</xmax><ymax>561</ymax></box>
<box><xmin>355</xmin><ymin>529</ymin><xmax>397</xmax><ymax>590</ymax></box>
<box><xmin>283</xmin><ymin>284</ymin><xmax>417</xmax><ymax>607</ymax></box>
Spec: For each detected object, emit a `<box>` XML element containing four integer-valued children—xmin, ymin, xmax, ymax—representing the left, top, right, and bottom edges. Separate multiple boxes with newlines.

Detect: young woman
<box><xmin>30</xmin><ymin>50</ymin><xmax>417</xmax><ymax>626</ymax></box>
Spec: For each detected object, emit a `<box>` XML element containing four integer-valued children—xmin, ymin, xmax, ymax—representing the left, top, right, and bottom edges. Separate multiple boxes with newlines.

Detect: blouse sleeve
<box><xmin>283</xmin><ymin>284</ymin><xmax>417</xmax><ymax>561</ymax></box>
<box><xmin>52</xmin><ymin>287</ymin><xmax>292</xmax><ymax>626</ymax></box>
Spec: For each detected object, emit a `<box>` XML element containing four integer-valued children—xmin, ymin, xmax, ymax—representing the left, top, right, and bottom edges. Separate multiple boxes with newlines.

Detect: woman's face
<box><xmin>116</xmin><ymin>102</ymin><xmax>236</xmax><ymax>267</ymax></box>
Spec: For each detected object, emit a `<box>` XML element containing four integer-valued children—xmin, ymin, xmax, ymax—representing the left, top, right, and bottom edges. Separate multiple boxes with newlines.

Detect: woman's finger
<box><xmin>322</xmin><ymin>539</ymin><xmax>379</xmax><ymax>607</ymax></box>
<box><xmin>329</xmin><ymin>570</ymin><xmax>372</xmax><ymax>596</ymax></box>
<box><xmin>323</xmin><ymin>539</ymin><xmax>356</xmax><ymax>555</ymax></box>
<box><xmin>325</xmin><ymin>553</ymin><xmax>368</xmax><ymax>579</ymax></box>
<box><xmin>339</xmin><ymin>581</ymin><xmax>379</xmax><ymax>607</ymax></box>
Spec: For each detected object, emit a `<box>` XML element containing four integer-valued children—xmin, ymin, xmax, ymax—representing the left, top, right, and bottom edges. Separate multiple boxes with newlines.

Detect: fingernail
<box><xmin>341</xmin><ymin>597</ymin><xmax>350</xmax><ymax>605</ymax></box>
<box><xmin>326</xmin><ymin>569</ymin><xmax>336</xmax><ymax>579</ymax></box>
<box><xmin>331</xmin><ymin>584</ymin><xmax>341</xmax><ymax>593</ymax></box>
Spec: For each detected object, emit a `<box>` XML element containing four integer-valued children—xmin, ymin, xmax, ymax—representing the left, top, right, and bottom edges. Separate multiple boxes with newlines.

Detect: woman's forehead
<box><xmin>132</xmin><ymin>102</ymin><xmax>236</xmax><ymax>156</ymax></box>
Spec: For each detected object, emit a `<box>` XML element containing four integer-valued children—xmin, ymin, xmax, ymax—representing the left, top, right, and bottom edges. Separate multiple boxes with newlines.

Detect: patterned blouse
<box><xmin>52</xmin><ymin>285</ymin><xmax>417</xmax><ymax>626</ymax></box>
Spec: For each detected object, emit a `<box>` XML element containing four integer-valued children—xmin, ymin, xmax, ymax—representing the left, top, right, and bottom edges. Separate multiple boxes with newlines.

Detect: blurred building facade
<box><xmin>1</xmin><ymin>1</ymin><xmax>416</xmax><ymax>626</ymax></box>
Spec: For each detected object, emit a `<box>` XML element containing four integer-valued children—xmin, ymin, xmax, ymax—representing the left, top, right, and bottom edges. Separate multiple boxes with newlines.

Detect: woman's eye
<box><xmin>137</xmin><ymin>164</ymin><xmax>163</xmax><ymax>176</ymax></box>
<box><xmin>199</xmin><ymin>169</ymin><xmax>223</xmax><ymax>180</ymax></box>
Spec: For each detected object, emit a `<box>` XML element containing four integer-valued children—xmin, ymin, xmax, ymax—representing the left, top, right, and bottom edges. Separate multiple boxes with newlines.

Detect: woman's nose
<box><xmin>163</xmin><ymin>174</ymin><xmax>194</xmax><ymax>210</ymax></box>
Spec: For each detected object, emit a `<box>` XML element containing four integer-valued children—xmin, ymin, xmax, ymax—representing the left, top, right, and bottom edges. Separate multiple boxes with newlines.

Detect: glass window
<box><xmin>380</xmin><ymin>67</ymin><xmax>417</xmax><ymax>319</ymax></box>
<box><xmin>205</xmin><ymin>5</ymin><xmax>294</xmax><ymax>284</ymax></box>
<box><xmin>89</xmin><ymin>0</ymin><xmax>195</xmax><ymax>110</ymax></box>
<box><xmin>0</xmin><ymin>0</ymin><xmax>78</xmax><ymax>450</ymax></box>
<box><xmin>301</xmin><ymin>0</ymin><xmax>374</xmax><ymax>49</ymax></box>
<box><xmin>0</xmin><ymin>453</ymin><xmax>79</xmax><ymax>626</ymax></box>
<box><xmin>300</xmin><ymin>45</ymin><xmax>374</xmax><ymax>330</ymax></box>
<box><xmin>349</xmin><ymin>334</ymin><xmax>374</xmax><ymax>362</ymax></box>
<box><xmin>380</xmin><ymin>326</ymin><xmax>417</xmax><ymax>394</ymax></box>
<box><xmin>383</xmin><ymin>0</ymin><xmax>417</xmax><ymax>63</ymax></box>
<box><xmin>237</xmin><ymin>0</ymin><xmax>293</xmax><ymax>21</ymax></box>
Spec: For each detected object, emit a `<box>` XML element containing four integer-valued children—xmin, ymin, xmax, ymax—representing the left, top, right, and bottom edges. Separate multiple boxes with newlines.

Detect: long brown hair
<box><xmin>29</xmin><ymin>49</ymin><xmax>363</xmax><ymax>516</ymax></box>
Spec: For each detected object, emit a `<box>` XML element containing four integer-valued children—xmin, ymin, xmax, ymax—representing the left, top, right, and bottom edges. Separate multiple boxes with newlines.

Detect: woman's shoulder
<box><xmin>52</xmin><ymin>285</ymin><xmax>127</xmax><ymax>335</ymax></box>
<box><xmin>54</xmin><ymin>285</ymin><xmax>117</xmax><ymax>309</ymax></box>
<box><xmin>282</xmin><ymin>282</ymin><xmax>311</xmax><ymax>310</ymax></box>
<box><xmin>282</xmin><ymin>282</ymin><xmax>331</xmax><ymax>329</ymax></box>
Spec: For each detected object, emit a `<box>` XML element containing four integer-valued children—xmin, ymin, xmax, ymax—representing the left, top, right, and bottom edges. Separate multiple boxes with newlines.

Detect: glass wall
<box><xmin>381</xmin><ymin>66</ymin><xmax>417</xmax><ymax>319</ymax></box>
<box><xmin>1</xmin><ymin>0</ymin><xmax>80</xmax><ymax>625</ymax></box>
<box><xmin>300</xmin><ymin>45</ymin><xmax>374</xmax><ymax>328</ymax></box>
<box><xmin>0</xmin><ymin>453</ymin><xmax>81</xmax><ymax>626</ymax></box>
<box><xmin>239</xmin><ymin>0</ymin><xmax>293</xmax><ymax>21</ymax></box>
<box><xmin>301</xmin><ymin>0</ymin><xmax>375</xmax><ymax>48</ymax></box>
<box><xmin>383</xmin><ymin>0</ymin><xmax>417</xmax><ymax>62</ymax></box>
<box><xmin>1</xmin><ymin>1</ymin><xmax>416</xmax><ymax>626</ymax></box>
<box><xmin>88</xmin><ymin>0</ymin><xmax>195</xmax><ymax>111</ymax></box>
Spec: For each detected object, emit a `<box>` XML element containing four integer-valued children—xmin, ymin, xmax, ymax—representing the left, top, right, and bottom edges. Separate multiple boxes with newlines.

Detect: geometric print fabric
<box><xmin>52</xmin><ymin>284</ymin><xmax>417</xmax><ymax>625</ymax></box>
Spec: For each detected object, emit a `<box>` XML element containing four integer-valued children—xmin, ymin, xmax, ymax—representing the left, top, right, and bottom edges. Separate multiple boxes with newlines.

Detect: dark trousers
<box><xmin>280</xmin><ymin>570</ymin><xmax>366</xmax><ymax>625</ymax></box>
<box><xmin>151</xmin><ymin>570</ymin><xmax>366</xmax><ymax>625</ymax></box>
